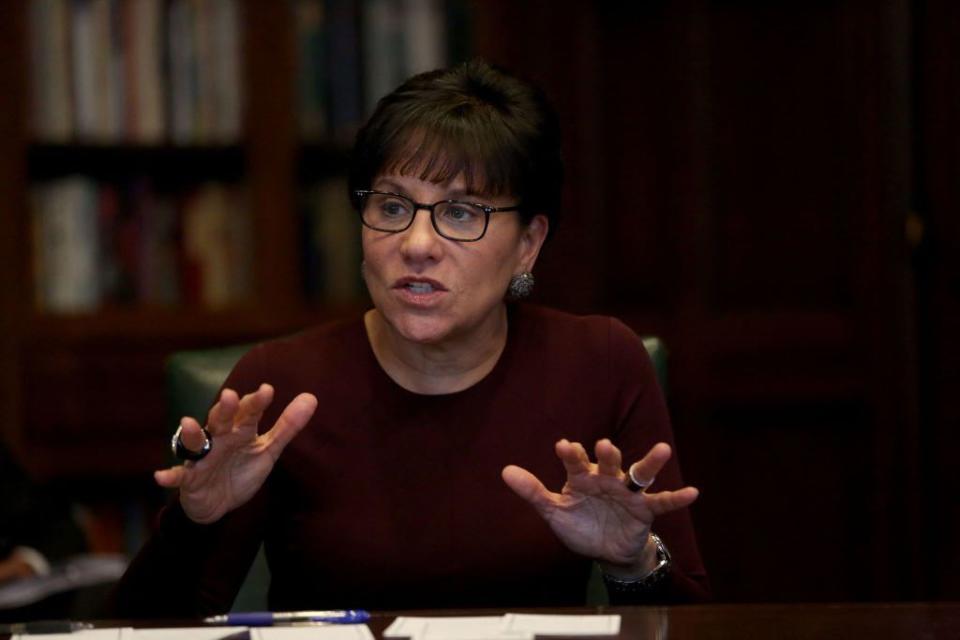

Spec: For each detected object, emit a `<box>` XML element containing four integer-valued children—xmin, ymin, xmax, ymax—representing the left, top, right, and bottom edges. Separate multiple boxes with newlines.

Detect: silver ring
<box><xmin>626</xmin><ymin>464</ymin><xmax>655</xmax><ymax>493</ymax></box>
<box><xmin>171</xmin><ymin>424</ymin><xmax>213</xmax><ymax>461</ymax></box>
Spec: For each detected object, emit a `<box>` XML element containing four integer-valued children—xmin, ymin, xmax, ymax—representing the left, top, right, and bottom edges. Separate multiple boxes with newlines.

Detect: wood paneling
<box><xmin>473</xmin><ymin>0</ymin><xmax>928</xmax><ymax>601</ymax></box>
<box><xmin>914</xmin><ymin>0</ymin><xmax>960</xmax><ymax>600</ymax></box>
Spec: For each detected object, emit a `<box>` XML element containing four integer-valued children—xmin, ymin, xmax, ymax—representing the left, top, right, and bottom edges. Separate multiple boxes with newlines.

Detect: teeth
<box><xmin>407</xmin><ymin>282</ymin><xmax>434</xmax><ymax>294</ymax></box>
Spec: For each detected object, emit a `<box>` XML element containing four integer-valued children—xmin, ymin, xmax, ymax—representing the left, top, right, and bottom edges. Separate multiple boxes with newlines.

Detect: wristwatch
<box><xmin>601</xmin><ymin>533</ymin><xmax>672</xmax><ymax>595</ymax></box>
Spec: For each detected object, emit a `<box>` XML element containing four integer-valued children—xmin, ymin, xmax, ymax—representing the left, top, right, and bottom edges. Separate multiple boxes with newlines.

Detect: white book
<box><xmin>32</xmin><ymin>177</ymin><xmax>102</xmax><ymax>313</ymax></box>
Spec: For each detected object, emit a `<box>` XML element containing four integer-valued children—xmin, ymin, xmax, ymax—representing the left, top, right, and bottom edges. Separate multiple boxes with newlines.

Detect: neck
<box><xmin>364</xmin><ymin>306</ymin><xmax>509</xmax><ymax>395</ymax></box>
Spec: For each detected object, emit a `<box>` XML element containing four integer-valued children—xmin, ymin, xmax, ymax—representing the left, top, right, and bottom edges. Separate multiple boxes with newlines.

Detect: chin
<box><xmin>389</xmin><ymin>313</ymin><xmax>455</xmax><ymax>345</ymax></box>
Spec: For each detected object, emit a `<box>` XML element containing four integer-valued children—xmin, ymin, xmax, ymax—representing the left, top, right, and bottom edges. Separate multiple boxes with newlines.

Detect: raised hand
<box><xmin>154</xmin><ymin>384</ymin><xmax>318</xmax><ymax>524</ymax></box>
<box><xmin>502</xmin><ymin>439</ymin><xmax>698</xmax><ymax>575</ymax></box>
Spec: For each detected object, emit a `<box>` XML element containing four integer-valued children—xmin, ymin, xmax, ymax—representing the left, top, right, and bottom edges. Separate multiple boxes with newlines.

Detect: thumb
<box><xmin>502</xmin><ymin>465</ymin><xmax>553</xmax><ymax>511</ymax></box>
<box><xmin>154</xmin><ymin>466</ymin><xmax>186</xmax><ymax>488</ymax></box>
<box><xmin>263</xmin><ymin>392</ymin><xmax>319</xmax><ymax>456</ymax></box>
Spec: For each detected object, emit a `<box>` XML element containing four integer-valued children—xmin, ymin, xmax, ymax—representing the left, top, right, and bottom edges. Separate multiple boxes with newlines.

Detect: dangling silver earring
<box><xmin>507</xmin><ymin>271</ymin><xmax>535</xmax><ymax>300</ymax></box>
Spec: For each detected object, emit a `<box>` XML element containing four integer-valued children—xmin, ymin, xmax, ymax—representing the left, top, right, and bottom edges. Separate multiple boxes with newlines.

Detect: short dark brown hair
<box><xmin>348</xmin><ymin>59</ymin><xmax>563</xmax><ymax>234</ymax></box>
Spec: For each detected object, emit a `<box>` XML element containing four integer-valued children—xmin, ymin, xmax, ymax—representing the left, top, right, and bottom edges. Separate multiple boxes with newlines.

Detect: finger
<box><xmin>626</xmin><ymin>442</ymin><xmax>673</xmax><ymax>487</ymax></box>
<box><xmin>233</xmin><ymin>383</ymin><xmax>275</xmax><ymax>431</ymax></box>
<box><xmin>177</xmin><ymin>417</ymin><xmax>208</xmax><ymax>452</ymax></box>
<box><xmin>154</xmin><ymin>466</ymin><xmax>186</xmax><ymax>488</ymax></box>
<box><xmin>206</xmin><ymin>388</ymin><xmax>241</xmax><ymax>435</ymax></box>
<box><xmin>643</xmin><ymin>486</ymin><xmax>700</xmax><ymax>516</ymax></box>
<box><xmin>262</xmin><ymin>393</ymin><xmax>318</xmax><ymax>458</ymax></box>
<box><xmin>595</xmin><ymin>438</ymin><xmax>623</xmax><ymax>477</ymax></box>
<box><xmin>555</xmin><ymin>439</ymin><xmax>592</xmax><ymax>478</ymax></box>
<box><xmin>501</xmin><ymin>464</ymin><xmax>555</xmax><ymax>511</ymax></box>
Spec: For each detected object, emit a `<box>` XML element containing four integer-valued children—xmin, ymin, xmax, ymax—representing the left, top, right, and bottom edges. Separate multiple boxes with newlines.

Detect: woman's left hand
<box><xmin>502</xmin><ymin>439</ymin><xmax>699</xmax><ymax>575</ymax></box>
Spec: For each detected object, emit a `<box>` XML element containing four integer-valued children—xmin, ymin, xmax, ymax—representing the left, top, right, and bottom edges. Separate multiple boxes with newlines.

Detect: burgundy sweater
<box><xmin>114</xmin><ymin>304</ymin><xmax>709</xmax><ymax>615</ymax></box>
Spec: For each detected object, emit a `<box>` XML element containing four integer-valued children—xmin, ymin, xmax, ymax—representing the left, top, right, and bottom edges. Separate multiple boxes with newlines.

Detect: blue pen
<box><xmin>204</xmin><ymin>610</ymin><xmax>371</xmax><ymax>626</ymax></box>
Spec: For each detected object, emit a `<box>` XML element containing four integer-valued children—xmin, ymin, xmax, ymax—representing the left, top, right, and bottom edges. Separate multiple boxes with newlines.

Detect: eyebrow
<box><xmin>373</xmin><ymin>178</ymin><xmax>473</xmax><ymax>200</ymax></box>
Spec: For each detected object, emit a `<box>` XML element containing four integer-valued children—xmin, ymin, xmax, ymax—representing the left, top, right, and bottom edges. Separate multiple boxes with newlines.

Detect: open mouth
<box><xmin>406</xmin><ymin>282</ymin><xmax>435</xmax><ymax>294</ymax></box>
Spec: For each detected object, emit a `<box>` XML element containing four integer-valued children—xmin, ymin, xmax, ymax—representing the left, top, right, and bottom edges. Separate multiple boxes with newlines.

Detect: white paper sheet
<box><xmin>383</xmin><ymin>616</ymin><xmax>532</xmax><ymax>640</ymax></box>
<box><xmin>502</xmin><ymin>614</ymin><xmax>621</xmax><ymax>636</ymax></box>
<box><xmin>14</xmin><ymin>629</ymin><xmax>130</xmax><ymax>640</ymax></box>
<box><xmin>122</xmin><ymin>627</ymin><xmax>248</xmax><ymax>640</ymax></box>
<box><xmin>118</xmin><ymin>626</ymin><xmax>373</xmax><ymax>640</ymax></box>
<box><xmin>256</xmin><ymin>625</ymin><xmax>376</xmax><ymax>640</ymax></box>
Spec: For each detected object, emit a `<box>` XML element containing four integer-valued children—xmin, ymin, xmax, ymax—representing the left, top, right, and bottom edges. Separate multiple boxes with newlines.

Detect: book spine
<box><xmin>326</xmin><ymin>0</ymin><xmax>362</xmax><ymax>139</ymax></box>
<box><xmin>29</xmin><ymin>0</ymin><xmax>74</xmax><ymax>142</ymax></box>
<box><xmin>32</xmin><ymin>177</ymin><xmax>102</xmax><ymax>312</ymax></box>
<box><xmin>296</xmin><ymin>0</ymin><xmax>328</xmax><ymax>141</ymax></box>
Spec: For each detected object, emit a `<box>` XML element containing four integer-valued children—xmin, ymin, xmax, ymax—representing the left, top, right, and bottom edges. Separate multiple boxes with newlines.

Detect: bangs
<box><xmin>378</xmin><ymin>111</ymin><xmax>523</xmax><ymax>201</ymax></box>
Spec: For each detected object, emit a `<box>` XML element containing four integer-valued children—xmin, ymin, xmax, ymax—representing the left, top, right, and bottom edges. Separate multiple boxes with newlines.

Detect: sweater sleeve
<box><xmin>606</xmin><ymin>319</ymin><xmax>711</xmax><ymax>604</ymax></box>
<box><xmin>109</xmin><ymin>345</ymin><xmax>272</xmax><ymax>618</ymax></box>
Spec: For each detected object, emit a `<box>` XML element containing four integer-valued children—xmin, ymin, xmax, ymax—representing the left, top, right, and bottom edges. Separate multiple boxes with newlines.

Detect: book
<box><xmin>31</xmin><ymin>176</ymin><xmax>102</xmax><ymax>312</ymax></box>
<box><xmin>28</xmin><ymin>0</ymin><xmax>73</xmax><ymax>142</ymax></box>
<box><xmin>127</xmin><ymin>0</ymin><xmax>165</xmax><ymax>143</ymax></box>
<box><xmin>168</xmin><ymin>0</ymin><xmax>198</xmax><ymax>144</ymax></box>
<box><xmin>71</xmin><ymin>0</ymin><xmax>100</xmax><ymax>140</ymax></box>
<box><xmin>28</xmin><ymin>0</ymin><xmax>243</xmax><ymax>145</ymax></box>
<box><xmin>361</xmin><ymin>0</ymin><xmax>406</xmax><ymax>117</ymax></box>
<box><xmin>212</xmin><ymin>0</ymin><xmax>243</xmax><ymax>143</ymax></box>
<box><xmin>402</xmin><ymin>0</ymin><xmax>446</xmax><ymax>76</ymax></box>
<box><xmin>296</xmin><ymin>0</ymin><xmax>328</xmax><ymax>141</ymax></box>
<box><xmin>182</xmin><ymin>183</ymin><xmax>252</xmax><ymax>308</ymax></box>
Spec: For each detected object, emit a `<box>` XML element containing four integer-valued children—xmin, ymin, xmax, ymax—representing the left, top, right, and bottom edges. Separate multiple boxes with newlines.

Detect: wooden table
<box><xmin>4</xmin><ymin>604</ymin><xmax>960</xmax><ymax>639</ymax></box>
<box><xmin>363</xmin><ymin>604</ymin><xmax>960</xmax><ymax>640</ymax></box>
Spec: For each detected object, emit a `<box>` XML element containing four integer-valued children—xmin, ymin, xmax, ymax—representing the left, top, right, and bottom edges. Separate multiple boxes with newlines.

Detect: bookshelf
<box><xmin>0</xmin><ymin>0</ymin><xmax>460</xmax><ymax>483</ymax></box>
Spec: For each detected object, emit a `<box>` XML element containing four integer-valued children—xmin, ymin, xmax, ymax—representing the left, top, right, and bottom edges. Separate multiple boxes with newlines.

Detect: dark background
<box><xmin>1</xmin><ymin>0</ymin><xmax>957</xmax><ymax>603</ymax></box>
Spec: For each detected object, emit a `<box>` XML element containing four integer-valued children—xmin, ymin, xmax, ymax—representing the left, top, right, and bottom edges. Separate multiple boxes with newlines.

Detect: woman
<box><xmin>115</xmin><ymin>59</ymin><xmax>709</xmax><ymax>615</ymax></box>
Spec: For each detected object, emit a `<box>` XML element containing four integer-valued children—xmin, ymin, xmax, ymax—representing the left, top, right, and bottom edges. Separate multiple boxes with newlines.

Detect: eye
<box><xmin>379</xmin><ymin>197</ymin><xmax>411</xmax><ymax>217</ymax></box>
<box><xmin>440</xmin><ymin>203</ymin><xmax>483</xmax><ymax>224</ymax></box>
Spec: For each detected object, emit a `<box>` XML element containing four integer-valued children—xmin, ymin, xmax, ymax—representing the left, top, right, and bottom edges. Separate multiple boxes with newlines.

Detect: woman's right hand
<box><xmin>154</xmin><ymin>384</ymin><xmax>318</xmax><ymax>524</ymax></box>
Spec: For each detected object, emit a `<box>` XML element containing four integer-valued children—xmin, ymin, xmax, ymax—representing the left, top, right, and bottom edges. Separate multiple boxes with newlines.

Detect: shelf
<box><xmin>296</xmin><ymin>142</ymin><xmax>353</xmax><ymax>182</ymax></box>
<box><xmin>28</xmin><ymin>143</ymin><xmax>247</xmax><ymax>183</ymax></box>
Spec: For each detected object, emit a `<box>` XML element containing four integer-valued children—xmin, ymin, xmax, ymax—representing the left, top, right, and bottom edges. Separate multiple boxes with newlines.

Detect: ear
<box><xmin>517</xmin><ymin>214</ymin><xmax>549</xmax><ymax>272</ymax></box>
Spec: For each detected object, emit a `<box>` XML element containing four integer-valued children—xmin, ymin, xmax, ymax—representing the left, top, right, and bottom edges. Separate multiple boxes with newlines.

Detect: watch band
<box><xmin>601</xmin><ymin>533</ymin><xmax>672</xmax><ymax>595</ymax></box>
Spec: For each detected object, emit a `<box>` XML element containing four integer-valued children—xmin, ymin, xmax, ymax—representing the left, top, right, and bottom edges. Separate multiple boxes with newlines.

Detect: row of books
<box><xmin>296</xmin><ymin>0</ymin><xmax>448</xmax><ymax>141</ymax></box>
<box><xmin>29</xmin><ymin>0</ymin><xmax>449</xmax><ymax>146</ymax></box>
<box><xmin>31</xmin><ymin>177</ymin><xmax>252</xmax><ymax>312</ymax></box>
<box><xmin>30</xmin><ymin>175</ymin><xmax>366</xmax><ymax>313</ymax></box>
<box><xmin>29</xmin><ymin>0</ymin><xmax>243</xmax><ymax>144</ymax></box>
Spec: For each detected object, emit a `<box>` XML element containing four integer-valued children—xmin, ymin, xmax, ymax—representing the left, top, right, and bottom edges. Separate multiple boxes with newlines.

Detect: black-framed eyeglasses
<box><xmin>352</xmin><ymin>189</ymin><xmax>522</xmax><ymax>242</ymax></box>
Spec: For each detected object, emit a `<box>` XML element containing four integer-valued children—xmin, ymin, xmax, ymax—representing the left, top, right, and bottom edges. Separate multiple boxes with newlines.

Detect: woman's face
<box><xmin>362</xmin><ymin>172</ymin><xmax>548</xmax><ymax>347</ymax></box>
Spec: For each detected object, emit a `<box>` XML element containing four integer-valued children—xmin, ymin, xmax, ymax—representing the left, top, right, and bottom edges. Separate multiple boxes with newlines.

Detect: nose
<box><xmin>399</xmin><ymin>206</ymin><xmax>443</xmax><ymax>262</ymax></box>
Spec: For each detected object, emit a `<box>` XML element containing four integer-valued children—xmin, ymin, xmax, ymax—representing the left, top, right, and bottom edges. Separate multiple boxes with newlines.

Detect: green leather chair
<box><xmin>166</xmin><ymin>336</ymin><xmax>668</xmax><ymax>609</ymax></box>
